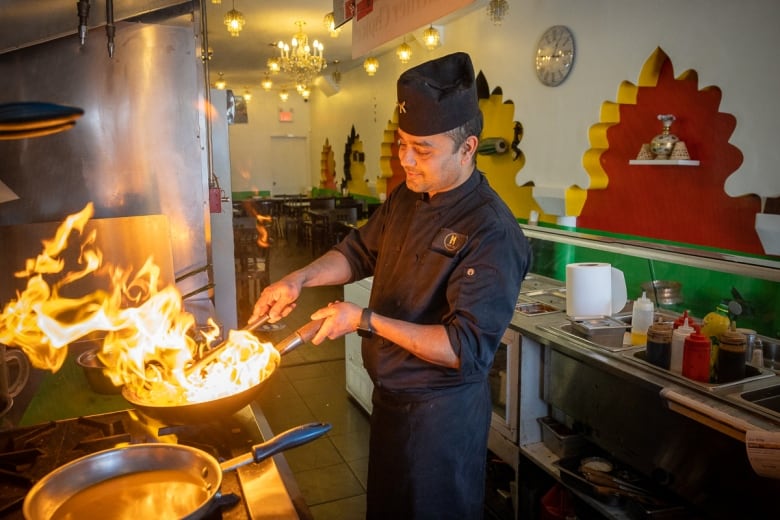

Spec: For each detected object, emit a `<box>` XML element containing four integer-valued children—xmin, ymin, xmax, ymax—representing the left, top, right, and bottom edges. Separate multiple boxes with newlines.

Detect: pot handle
<box><xmin>220</xmin><ymin>422</ymin><xmax>332</xmax><ymax>472</ymax></box>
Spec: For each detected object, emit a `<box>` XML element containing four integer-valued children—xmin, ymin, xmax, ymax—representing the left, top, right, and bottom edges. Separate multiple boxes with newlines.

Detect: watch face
<box><xmin>535</xmin><ymin>25</ymin><xmax>575</xmax><ymax>87</ymax></box>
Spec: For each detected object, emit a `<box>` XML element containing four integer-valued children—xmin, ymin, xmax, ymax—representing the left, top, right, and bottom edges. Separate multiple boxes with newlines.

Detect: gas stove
<box><xmin>0</xmin><ymin>404</ymin><xmax>303</xmax><ymax>519</ymax></box>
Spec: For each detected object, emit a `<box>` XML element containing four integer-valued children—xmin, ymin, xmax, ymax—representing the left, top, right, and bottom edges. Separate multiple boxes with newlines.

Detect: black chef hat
<box><xmin>396</xmin><ymin>52</ymin><xmax>479</xmax><ymax>136</ymax></box>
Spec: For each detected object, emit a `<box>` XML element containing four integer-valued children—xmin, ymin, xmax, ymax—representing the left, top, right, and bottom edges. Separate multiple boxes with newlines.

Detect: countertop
<box><xmin>509</xmin><ymin>274</ymin><xmax>780</xmax><ymax>434</ymax></box>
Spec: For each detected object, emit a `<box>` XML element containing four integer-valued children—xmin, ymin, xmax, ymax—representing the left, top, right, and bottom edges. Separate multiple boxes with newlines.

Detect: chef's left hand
<box><xmin>309</xmin><ymin>301</ymin><xmax>363</xmax><ymax>344</ymax></box>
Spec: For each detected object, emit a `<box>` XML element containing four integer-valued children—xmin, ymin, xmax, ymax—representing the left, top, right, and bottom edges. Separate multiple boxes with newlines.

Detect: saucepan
<box><xmin>121</xmin><ymin>319</ymin><xmax>323</xmax><ymax>425</ymax></box>
<box><xmin>23</xmin><ymin>421</ymin><xmax>331</xmax><ymax>520</ymax></box>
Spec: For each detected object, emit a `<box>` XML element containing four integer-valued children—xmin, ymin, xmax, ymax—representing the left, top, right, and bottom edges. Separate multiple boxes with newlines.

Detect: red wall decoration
<box><xmin>578</xmin><ymin>48</ymin><xmax>764</xmax><ymax>255</ymax></box>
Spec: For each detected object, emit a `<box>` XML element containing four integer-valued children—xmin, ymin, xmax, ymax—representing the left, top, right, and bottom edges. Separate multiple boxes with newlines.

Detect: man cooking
<box><xmin>252</xmin><ymin>52</ymin><xmax>531</xmax><ymax>519</ymax></box>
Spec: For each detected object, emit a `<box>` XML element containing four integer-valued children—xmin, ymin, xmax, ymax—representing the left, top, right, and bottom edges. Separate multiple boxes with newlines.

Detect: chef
<box><xmin>253</xmin><ymin>51</ymin><xmax>531</xmax><ymax>519</ymax></box>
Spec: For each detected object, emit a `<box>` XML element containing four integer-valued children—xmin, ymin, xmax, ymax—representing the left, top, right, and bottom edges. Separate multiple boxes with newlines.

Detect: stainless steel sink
<box><xmin>515</xmin><ymin>300</ymin><xmax>561</xmax><ymax>316</ymax></box>
<box><xmin>519</xmin><ymin>274</ymin><xmax>564</xmax><ymax>293</ymax></box>
<box><xmin>626</xmin><ymin>348</ymin><xmax>775</xmax><ymax>392</ymax></box>
<box><xmin>740</xmin><ymin>384</ymin><xmax>780</xmax><ymax>413</ymax></box>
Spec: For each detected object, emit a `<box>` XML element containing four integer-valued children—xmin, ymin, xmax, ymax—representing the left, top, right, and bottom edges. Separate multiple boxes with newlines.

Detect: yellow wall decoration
<box><xmin>475</xmin><ymin>72</ymin><xmax>540</xmax><ymax>221</ymax></box>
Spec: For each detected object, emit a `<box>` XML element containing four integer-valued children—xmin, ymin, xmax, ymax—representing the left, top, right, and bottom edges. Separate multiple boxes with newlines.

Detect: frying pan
<box><xmin>23</xmin><ymin>421</ymin><xmax>331</xmax><ymax>520</ymax></box>
<box><xmin>121</xmin><ymin>320</ymin><xmax>323</xmax><ymax>425</ymax></box>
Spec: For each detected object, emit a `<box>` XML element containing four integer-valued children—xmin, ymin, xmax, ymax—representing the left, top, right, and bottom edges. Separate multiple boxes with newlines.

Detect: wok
<box><xmin>23</xmin><ymin>421</ymin><xmax>332</xmax><ymax>520</ymax></box>
<box><xmin>121</xmin><ymin>319</ymin><xmax>323</xmax><ymax>425</ymax></box>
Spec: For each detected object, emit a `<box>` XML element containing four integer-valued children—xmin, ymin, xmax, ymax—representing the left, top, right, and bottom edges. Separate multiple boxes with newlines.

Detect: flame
<box><xmin>0</xmin><ymin>203</ymin><xmax>280</xmax><ymax>405</ymax></box>
<box><xmin>242</xmin><ymin>200</ymin><xmax>272</xmax><ymax>248</ymax></box>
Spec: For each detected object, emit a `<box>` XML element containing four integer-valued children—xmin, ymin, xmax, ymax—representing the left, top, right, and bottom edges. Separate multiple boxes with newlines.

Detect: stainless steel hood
<box><xmin>0</xmin><ymin>0</ymin><xmax>192</xmax><ymax>56</ymax></box>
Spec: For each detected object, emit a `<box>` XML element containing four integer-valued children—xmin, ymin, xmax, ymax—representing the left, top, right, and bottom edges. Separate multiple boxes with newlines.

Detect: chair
<box><xmin>328</xmin><ymin>206</ymin><xmax>358</xmax><ymax>246</ymax></box>
<box><xmin>233</xmin><ymin>224</ymin><xmax>271</xmax><ymax>323</ymax></box>
<box><xmin>310</xmin><ymin>197</ymin><xmax>336</xmax><ymax>210</ymax></box>
<box><xmin>301</xmin><ymin>197</ymin><xmax>336</xmax><ymax>254</ymax></box>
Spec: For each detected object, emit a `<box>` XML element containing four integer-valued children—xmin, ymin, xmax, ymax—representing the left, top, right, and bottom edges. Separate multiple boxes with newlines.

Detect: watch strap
<box><xmin>358</xmin><ymin>308</ymin><xmax>373</xmax><ymax>338</ymax></box>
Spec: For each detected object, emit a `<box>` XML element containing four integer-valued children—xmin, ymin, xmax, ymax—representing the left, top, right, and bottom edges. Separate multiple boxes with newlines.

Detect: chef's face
<box><xmin>397</xmin><ymin>128</ymin><xmax>476</xmax><ymax>197</ymax></box>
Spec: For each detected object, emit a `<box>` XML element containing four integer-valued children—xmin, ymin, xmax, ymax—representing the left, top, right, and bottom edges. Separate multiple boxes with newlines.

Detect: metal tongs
<box><xmin>185</xmin><ymin>314</ymin><xmax>270</xmax><ymax>376</ymax></box>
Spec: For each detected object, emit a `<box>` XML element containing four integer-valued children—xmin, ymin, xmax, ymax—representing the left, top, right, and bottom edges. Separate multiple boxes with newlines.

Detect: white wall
<box><xmin>304</xmin><ymin>0</ymin><xmax>780</xmax><ymax>209</ymax></box>
<box><xmin>229</xmin><ymin>0</ymin><xmax>780</xmax><ymax>211</ymax></box>
<box><xmin>228</xmin><ymin>90</ymin><xmax>312</xmax><ymax>195</ymax></box>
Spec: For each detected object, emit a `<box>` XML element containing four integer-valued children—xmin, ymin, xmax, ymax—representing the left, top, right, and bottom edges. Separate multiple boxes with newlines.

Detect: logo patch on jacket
<box><xmin>431</xmin><ymin>228</ymin><xmax>468</xmax><ymax>256</ymax></box>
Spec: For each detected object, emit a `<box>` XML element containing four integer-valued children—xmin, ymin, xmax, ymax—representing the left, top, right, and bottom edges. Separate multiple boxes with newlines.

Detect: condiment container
<box><xmin>716</xmin><ymin>330</ymin><xmax>747</xmax><ymax>383</ymax></box>
<box><xmin>646</xmin><ymin>322</ymin><xmax>673</xmax><ymax>369</ymax></box>
<box><xmin>701</xmin><ymin>303</ymin><xmax>731</xmax><ymax>379</ymax></box>
<box><xmin>673</xmin><ymin>310</ymin><xmax>701</xmax><ymax>333</ymax></box>
<box><xmin>670</xmin><ymin>318</ymin><xmax>695</xmax><ymax>374</ymax></box>
<box><xmin>736</xmin><ymin>328</ymin><xmax>758</xmax><ymax>363</ymax></box>
<box><xmin>682</xmin><ymin>332</ymin><xmax>711</xmax><ymax>383</ymax></box>
<box><xmin>630</xmin><ymin>292</ymin><xmax>654</xmax><ymax>346</ymax></box>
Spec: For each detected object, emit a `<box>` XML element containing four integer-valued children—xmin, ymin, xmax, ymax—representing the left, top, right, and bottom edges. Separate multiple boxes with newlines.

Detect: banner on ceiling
<box><xmin>351</xmin><ymin>0</ymin><xmax>474</xmax><ymax>59</ymax></box>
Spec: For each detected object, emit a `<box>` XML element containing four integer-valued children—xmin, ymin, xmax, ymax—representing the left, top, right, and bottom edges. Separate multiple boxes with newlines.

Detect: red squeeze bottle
<box><xmin>682</xmin><ymin>331</ymin><xmax>711</xmax><ymax>383</ymax></box>
<box><xmin>673</xmin><ymin>310</ymin><xmax>701</xmax><ymax>333</ymax></box>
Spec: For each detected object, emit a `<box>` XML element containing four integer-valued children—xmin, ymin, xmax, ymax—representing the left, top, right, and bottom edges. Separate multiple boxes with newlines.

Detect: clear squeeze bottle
<box><xmin>630</xmin><ymin>291</ymin><xmax>654</xmax><ymax>346</ymax></box>
<box><xmin>670</xmin><ymin>318</ymin><xmax>695</xmax><ymax>374</ymax></box>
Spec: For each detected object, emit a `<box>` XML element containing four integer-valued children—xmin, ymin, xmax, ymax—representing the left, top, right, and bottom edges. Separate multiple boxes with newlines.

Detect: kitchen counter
<box><xmin>508</xmin><ymin>288</ymin><xmax>780</xmax><ymax>433</ymax></box>
<box><xmin>503</xmin><ymin>273</ymin><xmax>780</xmax><ymax>517</ymax></box>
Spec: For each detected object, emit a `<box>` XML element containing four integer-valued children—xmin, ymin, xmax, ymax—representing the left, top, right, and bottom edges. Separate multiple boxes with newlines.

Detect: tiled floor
<box><xmin>242</xmin><ymin>229</ymin><xmax>370</xmax><ymax>519</ymax></box>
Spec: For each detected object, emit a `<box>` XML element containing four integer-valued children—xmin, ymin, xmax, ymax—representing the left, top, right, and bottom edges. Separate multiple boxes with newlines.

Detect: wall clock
<box><xmin>534</xmin><ymin>25</ymin><xmax>575</xmax><ymax>87</ymax></box>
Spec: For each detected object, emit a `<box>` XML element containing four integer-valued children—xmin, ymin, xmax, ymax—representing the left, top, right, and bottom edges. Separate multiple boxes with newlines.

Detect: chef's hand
<box><xmin>252</xmin><ymin>274</ymin><xmax>304</xmax><ymax>323</ymax></box>
<box><xmin>309</xmin><ymin>301</ymin><xmax>363</xmax><ymax>345</ymax></box>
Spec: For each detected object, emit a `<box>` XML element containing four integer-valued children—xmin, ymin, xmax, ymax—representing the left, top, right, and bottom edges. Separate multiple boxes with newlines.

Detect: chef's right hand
<box><xmin>252</xmin><ymin>275</ymin><xmax>302</xmax><ymax>323</ymax></box>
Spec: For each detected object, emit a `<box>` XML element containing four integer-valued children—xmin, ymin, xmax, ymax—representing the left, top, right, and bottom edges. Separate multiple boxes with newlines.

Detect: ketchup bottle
<box><xmin>682</xmin><ymin>331</ymin><xmax>711</xmax><ymax>383</ymax></box>
<box><xmin>673</xmin><ymin>310</ymin><xmax>701</xmax><ymax>333</ymax></box>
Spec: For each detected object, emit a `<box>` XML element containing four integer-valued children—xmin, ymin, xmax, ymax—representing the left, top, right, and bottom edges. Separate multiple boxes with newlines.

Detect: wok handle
<box><xmin>276</xmin><ymin>319</ymin><xmax>325</xmax><ymax>356</ymax></box>
<box><xmin>220</xmin><ymin>422</ymin><xmax>332</xmax><ymax>472</ymax></box>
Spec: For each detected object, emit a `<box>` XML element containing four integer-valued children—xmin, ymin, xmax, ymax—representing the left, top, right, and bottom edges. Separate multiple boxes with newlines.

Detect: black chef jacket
<box><xmin>335</xmin><ymin>169</ymin><xmax>530</xmax><ymax>392</ymax></box>
<box><xmin>334</xmin><ymin>170</ymin><xmax>531</xmax><ymax>519</ymax></box>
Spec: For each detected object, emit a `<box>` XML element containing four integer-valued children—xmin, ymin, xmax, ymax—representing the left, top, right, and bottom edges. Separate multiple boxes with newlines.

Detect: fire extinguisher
<box><xmin>209</xmin><ymin>175</ymin><xmax>224</xmax><ymax>214</ymax></box>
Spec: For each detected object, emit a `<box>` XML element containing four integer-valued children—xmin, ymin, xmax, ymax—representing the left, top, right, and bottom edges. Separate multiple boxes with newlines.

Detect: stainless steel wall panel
<box><xmin>0</xmin><ymin>0</ymin><xmax>191</xmax><ymax>55</ymax></box>
<box><xmin>0</xmin><ymin>19</ymin><xmax>209</xmax><ymax>299</ymax></box>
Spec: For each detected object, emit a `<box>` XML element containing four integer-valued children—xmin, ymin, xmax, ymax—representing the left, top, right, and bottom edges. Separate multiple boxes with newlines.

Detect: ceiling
<box><xmin>204</xmin><ymin>0</ymin><xmax>355</xmax><ymax>94</ymax></box>
<box><xmin>202</xmin><ymin>0</ymin><xmax>488</xmax><ymax>96</ymax></box>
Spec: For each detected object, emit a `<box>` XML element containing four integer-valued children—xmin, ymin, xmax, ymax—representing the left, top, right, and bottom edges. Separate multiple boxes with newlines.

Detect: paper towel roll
<box><xmin>566</xmin><ymin>263</ymin><xmax>627</xmax><ymax>319</ymax></box>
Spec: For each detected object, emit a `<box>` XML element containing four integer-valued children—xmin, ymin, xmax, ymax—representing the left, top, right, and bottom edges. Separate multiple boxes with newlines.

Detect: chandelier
<box><xmin>486</xmin><ymin>0</ymin><xmax>509</xmax><ymax>25</ymax></box>
<box><xmin>274</xmin><ymin>21</ymin><xmax>326</xmax><ymax>85</ymax></box>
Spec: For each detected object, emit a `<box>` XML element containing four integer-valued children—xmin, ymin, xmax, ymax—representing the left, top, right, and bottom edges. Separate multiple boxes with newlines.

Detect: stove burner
<box><xmin>0</xmin><ymin>410</ymin><xmax>260</xmax><ymax>519</ymax></box>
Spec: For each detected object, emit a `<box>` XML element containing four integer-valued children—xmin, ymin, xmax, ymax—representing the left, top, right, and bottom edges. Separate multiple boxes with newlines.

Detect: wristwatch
<box><xmin>357</xmin><ymin>308</ymin><xmax>373</xmax><ymax>338</ymax></box>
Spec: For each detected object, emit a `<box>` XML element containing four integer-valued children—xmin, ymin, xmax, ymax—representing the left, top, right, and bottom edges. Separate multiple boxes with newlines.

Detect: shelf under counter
<box><xmin>521</xmin><ymin>442</ymin><xmax>635</xmax><ymax>520</ymax></box>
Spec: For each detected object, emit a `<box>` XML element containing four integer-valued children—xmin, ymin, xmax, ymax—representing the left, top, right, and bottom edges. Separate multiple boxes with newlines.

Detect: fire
<box><xmin>242</xmin><ymin>200</ymin><xmax>272</xmax><ymax>248</ymax></box>
<box><xmin>0</xmin><ymin>203</ymin><xmax>280</xmax><ymax>405</ymax></box>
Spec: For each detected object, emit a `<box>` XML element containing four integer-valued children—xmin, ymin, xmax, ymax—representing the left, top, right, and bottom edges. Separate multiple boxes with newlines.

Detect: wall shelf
<box><xmin>628</xmin><ymin>159</ymin><xmax>700</xmax><ymax>166</ymax></box>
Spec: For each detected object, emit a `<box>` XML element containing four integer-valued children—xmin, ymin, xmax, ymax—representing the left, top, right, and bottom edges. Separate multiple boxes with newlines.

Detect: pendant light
<box><xmin>224</xmin><ymin>0</ymin><xmax>245</xmax><ymax>37</ymax></box>
<box><xmin>363</xmin><ymin>56</ymin><xmax>379</xmax><ymax>76</ymax></box>
<box><xmin>261</xmin><ymin>73</ymin><xmax>273</xmax><ymax>91</ymax></box>
<box><xmin>422</xmin><ymin>25</ymin><xmax>440</xmax><ymax>50</ymax></box>
<box><xmin>396</xmin><ymin>39</ymin><xmax>412</xmax><ymax>64</ymax></box>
